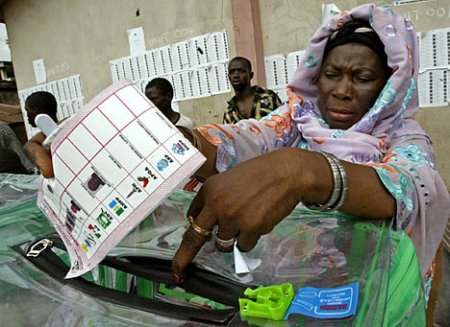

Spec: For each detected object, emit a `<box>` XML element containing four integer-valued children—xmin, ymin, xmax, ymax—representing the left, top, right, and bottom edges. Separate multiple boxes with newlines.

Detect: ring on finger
<box><xmin>215</xmin><ymin>232</ymin><xmax>235</xmax><ymax>251</ymax></box>
<box><xmin>187</xmin><ymin>215</ymin><xmax>211</xmax><ymax>237</ymax></box>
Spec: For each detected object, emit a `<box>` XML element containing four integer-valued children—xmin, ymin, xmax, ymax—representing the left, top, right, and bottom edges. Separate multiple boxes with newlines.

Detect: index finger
<box><xmin>171</xmin><ymin>208</ymin><xmax>217</xmax><ymax>283</ymax></box>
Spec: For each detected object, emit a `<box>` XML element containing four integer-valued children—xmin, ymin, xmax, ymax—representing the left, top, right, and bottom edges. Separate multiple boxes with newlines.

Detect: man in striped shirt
<box><xmin>223</xmin><ymin>57</ymin><xmax>281</xmax><ymax>124</ymax></box>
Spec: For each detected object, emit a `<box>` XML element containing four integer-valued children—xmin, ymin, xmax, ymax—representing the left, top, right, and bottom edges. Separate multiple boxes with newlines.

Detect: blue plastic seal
<box><xmin>284</xmin><ymin>282</ymin><xmax>359</xmax><ymax>320</ymax></box>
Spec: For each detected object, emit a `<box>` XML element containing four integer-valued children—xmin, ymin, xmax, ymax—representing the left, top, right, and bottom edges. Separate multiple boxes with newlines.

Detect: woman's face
<box><xmin>318</xmin><ymin>43</ymin><xmax>389</xmax><ymax>130</ymax></box>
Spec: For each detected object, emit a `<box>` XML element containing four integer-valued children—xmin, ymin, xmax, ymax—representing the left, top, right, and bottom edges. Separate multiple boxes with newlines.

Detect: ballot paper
<box><xmin>36</xmin><ymin>80</ymin><xmax>205</xmax><ymax>278</ymax></box>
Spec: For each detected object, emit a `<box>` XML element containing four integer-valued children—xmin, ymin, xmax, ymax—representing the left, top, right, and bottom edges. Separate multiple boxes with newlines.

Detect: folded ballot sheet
<box><xmin>36</xmin><ymin>80</ymin><xmax>205</xmax><ymax>278</ymax></box>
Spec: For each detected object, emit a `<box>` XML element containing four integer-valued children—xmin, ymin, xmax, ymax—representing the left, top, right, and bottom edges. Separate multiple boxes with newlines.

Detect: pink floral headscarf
<box><xmin>286</xmin><ymin>3</ymin><xmax>425</xmax><ymax>163</ymax></box>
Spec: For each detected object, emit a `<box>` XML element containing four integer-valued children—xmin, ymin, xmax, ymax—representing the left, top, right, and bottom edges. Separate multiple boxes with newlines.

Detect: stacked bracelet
<box><xmin>304</xmin><ymin>151</ymin><xmax>348</xmax><ymax>212</ymax></box>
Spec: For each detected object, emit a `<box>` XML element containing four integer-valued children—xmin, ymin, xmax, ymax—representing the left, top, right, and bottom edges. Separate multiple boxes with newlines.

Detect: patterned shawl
<box><xmin>285</xmin><ymin>3</ymin><xmax>425</xmax><ymax>163</ymax></box>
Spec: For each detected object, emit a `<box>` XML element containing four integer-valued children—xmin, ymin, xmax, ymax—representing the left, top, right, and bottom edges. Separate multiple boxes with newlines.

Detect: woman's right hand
<box><xmin>24</xmin><ymin>132</ymin><xmax>54</xmax><ymax>178</ymax></box>
<box><xmin>171</xmin><ymin>148</ymin><xmax>330</xmax><ymax>282</ymax></box>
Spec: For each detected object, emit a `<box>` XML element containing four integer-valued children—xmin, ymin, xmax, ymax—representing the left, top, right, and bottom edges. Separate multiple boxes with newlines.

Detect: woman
<box><xmin>171</xmin><ymin>4</ymin><xmax>450</xmax><ymax>287</ymax></box>
<box><xmin>25</xmin><ymin>4</ymin><xmax>449</xmax><ymax>291</ymax></box>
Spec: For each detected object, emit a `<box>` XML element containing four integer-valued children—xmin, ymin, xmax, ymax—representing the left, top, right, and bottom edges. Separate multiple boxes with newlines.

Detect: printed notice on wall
<box><xmin>128</xmin><ymin>27</ymin><xmax>146</xmax><ymax>56</ymax></box>
<box><xmin>36</xmin><ymin>80</ymin><xmax>205</xmax><ymax>278</ymax></box>
<box><xmin>33</xmin><ymin>58</ymin><xmax>47</xmax><ymax>84</ymax></box>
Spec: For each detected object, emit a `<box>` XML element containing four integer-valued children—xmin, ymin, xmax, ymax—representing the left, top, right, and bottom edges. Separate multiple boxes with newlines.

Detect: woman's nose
<box><xmin>333</xmin><ymin>77</ymin><xmax>352</xmax><ymax>99</ymax></box>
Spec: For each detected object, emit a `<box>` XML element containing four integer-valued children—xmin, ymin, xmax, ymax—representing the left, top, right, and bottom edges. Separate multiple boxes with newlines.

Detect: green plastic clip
<box><xmin>239</xmin><ymin>283</ymin><xmax>295</xmax><ymax>321</ymax></box>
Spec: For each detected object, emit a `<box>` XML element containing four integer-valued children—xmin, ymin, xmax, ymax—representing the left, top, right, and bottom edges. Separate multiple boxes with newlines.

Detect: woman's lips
<box><xmin>328</xmin><ymin>108</ymin><xmax>353</xmax><ymax>121</ymax></box>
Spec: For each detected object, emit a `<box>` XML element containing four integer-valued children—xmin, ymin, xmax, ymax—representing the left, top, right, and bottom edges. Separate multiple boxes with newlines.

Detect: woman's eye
<box><xmin>324</xmin><ymin>71</ymin><xmax>338</xmax><ymax>78</ymax></box>
<box><xmin>355</xmin><ymin>76</ymin><xmax>373</xmax><ymax>83</ymax></box>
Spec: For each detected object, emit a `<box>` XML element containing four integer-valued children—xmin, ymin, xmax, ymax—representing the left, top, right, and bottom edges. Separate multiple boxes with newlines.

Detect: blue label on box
<box><xmin>284</xmin><ymin>282</ymin><xmax>359</xmax><ymax>320</ymax></box>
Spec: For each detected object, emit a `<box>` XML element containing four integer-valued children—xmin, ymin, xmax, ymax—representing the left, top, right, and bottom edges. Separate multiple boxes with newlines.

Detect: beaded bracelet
<box><xmin>304</xmin><ymin>151</ymin><xmax>348</xmax><ymax>212</ymax></box>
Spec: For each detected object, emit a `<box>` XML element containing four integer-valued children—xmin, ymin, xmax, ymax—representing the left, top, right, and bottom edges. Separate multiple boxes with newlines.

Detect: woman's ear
<box><xmin>312</xmin><ymin>72</ymin><xmax>321</xmax><ymax>84</ymax></box>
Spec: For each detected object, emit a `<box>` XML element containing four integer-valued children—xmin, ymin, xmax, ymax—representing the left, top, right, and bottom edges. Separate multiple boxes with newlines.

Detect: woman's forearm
<box><xmin>288</xmin><ymin>148</ymin><xmax>396</xmax><ymax>220</ymax></box>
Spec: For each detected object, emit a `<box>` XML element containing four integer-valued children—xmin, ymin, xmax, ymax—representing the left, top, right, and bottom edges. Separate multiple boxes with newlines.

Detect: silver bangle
<box><xmin>326</xmin><ymin>153</ymin><xmax>348</xmax><ymax>211</ymax></box>
<box><xmin>304</xmin><ymin>151</ymin><xmax>342</xmax><ymax>212</ymax></box>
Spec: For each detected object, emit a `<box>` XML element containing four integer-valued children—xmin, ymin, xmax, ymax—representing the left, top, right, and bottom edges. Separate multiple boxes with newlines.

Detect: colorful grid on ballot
<box><xmin>36</xmin><ymin>80</ymin><xmax>205</xmax><ymax>278</ymax></box>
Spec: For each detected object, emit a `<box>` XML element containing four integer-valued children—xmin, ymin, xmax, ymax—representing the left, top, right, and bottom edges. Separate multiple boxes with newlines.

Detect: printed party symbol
<box><xmin>96</xmin><ymin>208</ymin><xmax>112</xmax><ymax>229</ymax></box>
<box><xmin>65</xmin><ymin>210</ymin><xmax>77</xmax><ymax>232</ymax></box>
<box><xmin>127</xmin><ymin>183</ymin><xmax>142</xmax><ymax>198</ymax></box>
<box><xmin>70</xmin><ymin>200</ymin><xmax>81</xmax><ymax>213</ymax></box>
<box><xmin>109</xmin><ymin>198</ymin><xmax>127</xmax><ymax>216</ymax></box>
<box><xmin>137</xmin><ymin>176</ymin><xmax>149</xmax><ymax>188</ymax></box>
<box><xmin>157</xmin><ymin>154</ymin><xmax>174</xmax><ymax>171</ymax></box>
<box><xmin>87</xmin><ymin>172</ymin><xmax>105</xmax><ymax>192</ymax></box>
<box><xmin>88</xmin><ymin>224</ymin><xmax>102</xmax><ymax>239</ymax></box>
<box><xmin>81</xmin><ymin>232</ymin><xmax>97</xmax><ymax>253</ymax></box>
<box><xmin>172</xmin><ymin>141</ymin><xmax>188</xmax><ymax>155</ymax></box>
<box><xmin>157</xmin><ymin>159</ymin><xmax>169</xmax><ymax>171</ymax></box>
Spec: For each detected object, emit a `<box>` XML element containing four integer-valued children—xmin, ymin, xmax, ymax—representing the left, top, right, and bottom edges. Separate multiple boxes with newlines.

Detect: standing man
<box><xmin>145</xmin><ymin>78</ymin><xmax>196</xmax><ymax>129</ymax></box>
<box><xmin>223</xmin><ymin>56</ymin><xmax>281</xmax><ymax>124</ymax></box>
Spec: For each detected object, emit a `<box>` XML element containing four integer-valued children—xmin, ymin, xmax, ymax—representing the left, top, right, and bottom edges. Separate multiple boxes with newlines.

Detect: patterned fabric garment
<box><xmin>197</xmin><ymin>4</ymin><xmax>450</xmax><ymax>279</ymax></box>
<box><xmin>223</xmin><ymin>85</ymin><xmax>282</xmax><ymax>124</ymax></box>
<box><xmin>443</xmin><ymin>217</ymin><xmax>450</xmax><ymax>253</ymax></box>
<box><xmin>0</xmin><ymin>122</ymin><xmax>35</xmax><ymax>172</ymax></box>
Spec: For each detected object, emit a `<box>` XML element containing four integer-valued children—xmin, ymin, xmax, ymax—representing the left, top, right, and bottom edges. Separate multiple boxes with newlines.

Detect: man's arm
<box><xmin>24</xmin><ymin>132</ymin><xmax>54</xmax><ymax>178</ymax></box>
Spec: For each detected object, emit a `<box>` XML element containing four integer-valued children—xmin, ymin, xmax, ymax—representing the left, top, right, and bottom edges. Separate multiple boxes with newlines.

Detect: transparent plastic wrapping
<box><xmin>0</xmin><ymin>173</ymin><xmax>40</xmax><ymax>208</ymax></box>
<box><xmin>0</xmin><ymin>173</ymin><xmax>425</xmax><ymax>326</ymax></box>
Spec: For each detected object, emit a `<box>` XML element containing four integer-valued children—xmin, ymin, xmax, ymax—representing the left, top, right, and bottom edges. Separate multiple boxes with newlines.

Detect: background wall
<box><xmin>3</xmin><ymin>0</ymin><xmax>449</xmax><ymax>187</ymax></box>
<box><xmin>259</xmin><ymin>0</ymin><xmax>385</xmax><ymax>55</ymax></box>
<box><xmin>4</xmin><ymin>0</ymin><xmax>235</xmax><ymax>123</ymax></box>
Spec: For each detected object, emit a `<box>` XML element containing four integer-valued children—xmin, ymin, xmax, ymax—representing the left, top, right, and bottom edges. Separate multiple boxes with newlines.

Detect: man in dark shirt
<box><xmin>223</xmin><ymin>56</ymin><xmax>281</xmax><ymax>124</ymax></box>
<box><xmin>25</xmin><ymin>91</ymin><xmax>58</xmax><ymax>127</ymax></box>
